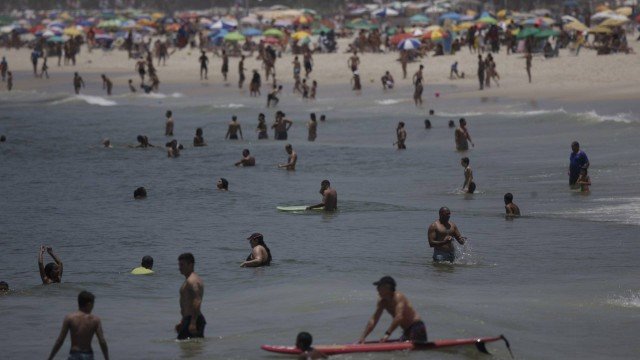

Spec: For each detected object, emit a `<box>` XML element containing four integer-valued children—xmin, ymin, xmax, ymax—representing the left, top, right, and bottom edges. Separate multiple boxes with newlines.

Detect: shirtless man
<box><xmin>396</xmin><ymin>122</ymin><xmax>407</xmax><ymax>149</ymax></box>
<box><xmin>221</xmin><ymin>49</ymin><xmax>229</xmax><ymax>81</ymax></box>
<box><xmin>307</xmin><ymin>113</ymin><xmax>317</xmax><ymax>141</ymax></box>
<box><xmin>307</xmin><ymin>180</ymin><xmax>337</xmax><ymax>211</ymax></box>
<box><xmin>176</xmin><ymin>253</ymin><xmax>206</xmax><ymax>340</ymax></box>
<box><xmin>193</xmin><ymin>127</ymin><xmax>206</xmax><ymax>147</ymax></box>
<box><xmin>272</xmin><ymin>112</ymin><xmax>293</xmax><ymax>140</ymax></box>
<box><xmin>412</xmin><ymin>65</ymin><xmax>424</xmax><ymax>86</ymax></box>
<box><xmin>460</xmin><ymin>157</ymin><xmax>474</xmax><ymax>193</ymax></box>
<box><xmin>38</xmin><ymin>245</ymin><xmax>63</xmax><ymax>284</ymax></box>
<box><xmin>278</xmin><ymin>144</ymin><xmax>297</xmax><ymax>170</ymax></box>
<box><xmin>199</xmin><ymin>51</ymin><xmax>209</xmax><ymax>80</ymax></box>
<box><xmin>48</xmin><ymin>291</ymin><xmax>109</xmax><ymax>360</ymax></box>
<box><xmin>454</xmin><ymin>118</ymin><xmax>474</xmax><ymax>151</ymax></box>
<box><xmin>73</xmin><ymin>72</ymin><xmax>85</xmax><ymax>95</ymax></box>
<box><xmin>504</xmin><ymin>193</ymin><xmax>521</xmax><ymax>217</ymax></box>
<box><xmin>428</xmin><ymin>207</ymin><xmax>466</xmax><ymax>263</ymax></box>
<box><xmin>101</xmin><ymin>74</ymin><xmax>112</xmax><ymax>95</ymax></box>
<box><xmin>238</xmin><ymin>55</ymin><xmax>246</xmax><ymax>89</ymax></box>
<box><xmin>348</xmin><ymin>51</ymin><xmax>360</xmax><ymax>74</ymax></box>
<box><xmin>358</xmin><ymin>276</ymin><xmax>427</xmax><ymax>343</ymax></box>
<box><xmin>225</xmin><ymin>115</ymin><xmax>243</xmax><ymax>140</ymax></box>
<box><xmin>240</xmin><ymin>233</ymin><xmax>272</xmax><ymax>267</ymax></box>
<box><xmin>132</xmin><ymin>135</ymin><xmax>154</xmax><ymax>148</ymax></box>
<box><xmin>235</xmin><ymin>149</ymin><xmax>255</xmax><ymax>167</ymax></box>
<box><xmin>165</xmin><ymin>110</ymin><xmax>174</xmax><ymax>136</ymax></box>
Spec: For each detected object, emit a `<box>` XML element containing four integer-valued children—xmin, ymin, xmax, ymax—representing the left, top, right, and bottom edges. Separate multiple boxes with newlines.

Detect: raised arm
<box><xmin>96</xmin><ymin>319</ymin><xmax>109</xmax><ymax>360</ymax></box>
<box><xmin>47</xmin><ymin>316</ymin><xmax>70</xmax><ymax>360</ymax></box>
<box><xmin>47</xmin><ymin>247</ymin><xmax>63</xmax><ymax>278</ymax></box>
<box><xmin>359</xmin><ymin>301</ymin><xmax>384</xmax><ymax>343</ymax></box>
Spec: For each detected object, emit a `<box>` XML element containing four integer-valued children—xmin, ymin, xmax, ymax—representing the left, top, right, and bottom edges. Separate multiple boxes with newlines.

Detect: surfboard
<box><xmin>262</xmin><ymin>335</ymin><xmax>512</xmax><ymax>356</ymax></box>
<box><xmin>276</xmin><ymin>206</ymin><xmax>321</xmax><ymax>212</ymax></box>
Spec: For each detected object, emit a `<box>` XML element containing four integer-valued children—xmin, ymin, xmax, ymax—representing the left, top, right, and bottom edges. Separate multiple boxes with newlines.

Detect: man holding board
<box><xmin>307</xmin><ymin>180</ymin><xmax>337</xmax><ymax>211</ymax></box>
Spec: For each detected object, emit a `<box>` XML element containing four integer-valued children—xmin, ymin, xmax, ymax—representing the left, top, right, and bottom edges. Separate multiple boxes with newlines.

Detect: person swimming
<box><xmin>38</xmin><ymin>245</ymin><xmax>63</xmax><ymax>284</ymax></box>
<box><xmin>216</xmin><ymin>178</ymin><xmax>229</xmax><ymax>191</ymax></box>
<box><xmin>131</xmin><ymin>255</ymin><xmax>154</xmax><ymax>275</ymax></box>
<box><xmin>241</xmin><ymin>233</ymin><xmax>272</xmax><ymax>267</ymax></box>
<box><xmin>133</xmin><ymin>187</ymin><xmax>147</xmax><ymax>199</ymax></box>
<box><xmin>296</xmin><ymin>332</ymin><xmax>327</xmax><ymax>359</ymax></box>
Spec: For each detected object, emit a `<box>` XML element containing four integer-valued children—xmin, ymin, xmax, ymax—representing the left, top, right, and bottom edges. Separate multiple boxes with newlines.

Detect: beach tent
<box><xmin>410</xmin><ymin>14</ymin><xmax>430</xmax><ymax>25</ymax></box>
<box><xmin>397</xmin><ymin>38</ymin><xmax>421</xmax><ymax>50</ymax></box>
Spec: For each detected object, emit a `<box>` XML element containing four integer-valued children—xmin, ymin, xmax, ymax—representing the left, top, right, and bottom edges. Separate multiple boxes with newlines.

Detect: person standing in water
<box><xmin>47</xmin><ymin>291</ymin><xmax>109</xmax><ymax>360</ymax></box>
<box><xmin>307</xmin><ymin>113</ymin><xmax>317</xmax><ymax>141</ymax></box>
<box><xmin>165</xmin><ymin>110</ymin><xmax>174</xmax><ymax>136</ymax></box>
<box><xmin>240</xmin><ymin>233</ymin><xmax>272</xmax><ymax>267</ymax></box>
<box><xmin>428</xmin><ymin>207</ymin><xmax>466</xmax><ymax>263</ymax></box>
<box><xmin>358</xmin><ymin>276</ymin><xmax>427</xmax><ymax>344</ymax></box>
<box><xmin>504</xmin><ymin>193</ymin><xmax>521</xmax><ymax>217</ymax></box>
<box><xmin>396</xmin><ymin>122</ymin><xmax>407</xmax><ymax>149</ymax></box>
<box><xmin>569</xmin><ymin>141</ymin><xmax>589</xmax><ymax>188</ymax></box>
<box><xmin>73</xmin><ymin>72</ymin><xmax>85</xmax><ymax>94</ymax></box>
<box><xmin>38</xmin><ymin>245</ymin><xmax>63</xmax><ymax>284</ymax></box>
<box><xmin>101</xmin><ymin>74</ymin><xmax>113</xmax><ymax>96</ymax></box>
<box><xmin>272</xmin><ymin>112</ymin><xmax>293</xmax><ymax>140</ymax></box>
<box><xmin>460</xmin><ymin>157</ymin><xmax>475</xmax><ymax>193</ymax></box>
<box><xmin>307</xmin><ymin>180</ymin><xmax>337</xmax><ymax>211</ymax></box>
<box><xmin>278</xmin><ymin>144</ymin><xmax>297</xmax><ymax>170</ymax></box>
<box><xmin>193</xmin><ymin>127</ymin><xmax>206</xmax><ymax>147</ymax></box>
<box><xmin>176</xmin><ymin>253</ymin><xmax>205</xmax><ymax>340</ymax></box>
<box><xmin>235</xmin><ymin>149</ymin><xmax>255</xmax><ymax>167</ymax></box>
<box><xmin>225</xmin><ymin>115</ymin><xmax>243</xmax><ymax>140</ymax></box>
<box><xmin>454</xmin><ymin>118</ymin><xmax>474</xmax><ymax>151</ymax></box>
<box><xmin>256</xmin><ymin>113</ymin><xmax>268</xmax><ymax>139</ymax></box>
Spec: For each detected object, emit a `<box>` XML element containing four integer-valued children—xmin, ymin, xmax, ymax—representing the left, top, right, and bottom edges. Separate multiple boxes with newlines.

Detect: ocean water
<box><xmin>1</xmin><ymin>79</ymin><xmax>639</xmax><ymax>360</ymax></box>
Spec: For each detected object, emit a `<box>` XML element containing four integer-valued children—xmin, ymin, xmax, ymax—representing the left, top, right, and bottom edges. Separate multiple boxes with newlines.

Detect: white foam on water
<box><xmin>607</xmin><ymin>291</ymin><xmax>640</xmax><ymax>308</ymax></box>
<box><xmin>213</xmin><ymin>103</ymin><xmax>245</xmax><ymax>109</ymax></box>
<box><xmin>139</xmin><ymin>92</ymin><xmax>184</xmax><ymax>99</ymax></box>
<box><xmin>572</xmin><ymin>110</ymin><xmax>636</xmax><ymax>124</ymax></box>
<box><xmin>375</xmin><ymin>99</ymin><xmax>402</xmax><ymax>105</ymax></box>
<box><xmin>438</xmin><ymin>108</ymin><xmax>637</xmax><ymax>124</ymax></box>
<box><xmin>49</xmin><ymin>94</ymin><xmax>117</xmax><ymax>106</ymax></box>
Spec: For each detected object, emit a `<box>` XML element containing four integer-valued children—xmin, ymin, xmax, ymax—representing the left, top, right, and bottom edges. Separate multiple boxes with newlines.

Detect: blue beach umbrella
<box><xmin>397</xmin><ymin>38</ymin><xmax>421</xmax><ymax>50</ymax></box>
<box><xmin>372</xmin><ymin>7</ymin><xmax>399</xmax><ymax>18</ymax></box>
<box><xmin>242</xmin><ymin>27</ymin><xmax>262</xmax><ymax>37</ymax></box>
<box><xmin>440</xmin><ymin>12</ymin><xmax>462</xmax><ymax>22</ymax></box>
<box><xmin>410</xmin><ymin>14</ymin><xmax>430</xmax><ymax>25</ymax></box>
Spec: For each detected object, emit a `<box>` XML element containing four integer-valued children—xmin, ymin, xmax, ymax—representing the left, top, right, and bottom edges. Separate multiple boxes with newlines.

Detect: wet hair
<box><xmin>166</xmin><ymin>110</ymin><xmax>172</xmax><ymax>117</ymax></box>
<box><xmin>296</xmin><ymin>332</ymin><xmax>313</xmax><ymax>351</ymax></box>
<box><xmin>141</xmin><ymin>255</ymin><xmax>153</xmax><ymax>269</ymax></box>
<box><xmin>137</xmin><ymin>135</ymin><xmax>144</xmax><ymax>143</ymax></box>
<box><xmin>78</xmin><ymin>290</ymin><xmax>95</xmax><ymax>308</ymax></box>
<box><xmin>321</xmin><ymin>179</ymin><xmax>330</xmax><ymax>187</ymax></box>
<box><xmin>448</xmin><ymin>120</ymin><xmax>455</xmax><ymax>128</ymax></box>
<box><xmin>219</xmin><ymin>178</ymin><xmax>229</xmax><ymax>190</ymax></box>
<box><xmin>424</xmin><ymin>119</ymin><xmax>431</xmax><ymax>128</ymax></box>
<box><xmin>247</xmin><ymin>237</ymin><xmax>272</xmax><ymax>265</ymax></box>
<box><xmin>134</xmin><ymin>187</ymin><xmax>147</xmax><ymax>199</ymax></box>
<box><xmin>467</xmin><ymin>182</ymin><xmax>476</xmax><ymax>194</ymax></box>
<box><xmin>44</xmin><ymin>262</ymin><xmax>57</xmax><ymax>278</ymax></box>
<box><xmin>310</xmin><ymin>113</ymin><xmax>316</xmax><ymax>121</ymax></box>
<box><xmin>196</xmin><ymin>127</ymin><xmax>203</xmax><ymax>136</ymax></box>
<box><xmin>178</xmin><ymin>253</ymin><xmax>195</xmax><ymax>265</ymax></box>
<box><xmin>461</xmin><ymin>157</ymin><xmax>470</xmax><ymax>165</ymax></box>
<box><xmin>429</xmin><ymin>109</ymin><xmax>434</xmax><ymax>115</ymax></box>
<box><xmin>459</xmin><ymin>118</ymin><xmax>466</xmax><ymax>125</ymax></box>
<box><xmin>242</xmin><ymin>149</ymin><xmax>250</xmax><ymax>156</ymax></box>
<box><xmin>232</xmin><ymin>115</ymin><xmax>237</xmax><ymax>121</ymax></box>
<box><xmin>0</xmin><ymin>281</ymin><xmax>8</xmax><ymax>291</ymax></box>
<box><xmin>0</xmin><ymin>135</ymin><xmax>6</xmax><ymax>142</ymax></box>
<box><xmin>504</xmin><ymin>193</ymin><xmax>513</xmax><ymax>203</ymax></box>
<box><xmin>285</xmin><ymin>144</ymin><xmax>292</xmax><ymax>150</ymax></box>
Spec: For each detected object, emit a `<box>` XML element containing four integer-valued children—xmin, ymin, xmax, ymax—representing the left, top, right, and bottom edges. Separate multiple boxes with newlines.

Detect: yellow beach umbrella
<box><xmin>291</xmin><ymin>30</ymin><xmax>311</xmax><ymax>41</ymax></box>
<box><xmin>63</xmin><ymin>27</ymin><xmax>82</xmax><ymax>36</ymax></box>
<box><xmin>600</xmin><ymin>17</ymin><xmax>629</xmax><ymax>27</ymax></box>
<box><xmin>497</xmin><ymin>9</ymin><xmax>507</xmax><ymax>19</ymax></box>
<box><xmin>454</xmin><ymin>21</ymin><xmax>475</xmax><ymax>31</ymax></box>
<box><xmin>589</xmin><ymin>26</ymin><xmax>612</xmax><ymax>34</ymax></box>
<box><xmin>564</xmin><ymin>21</ymin><xmax>588</xmax><ymax>32</ymax></box>
<box><xmin>595</xmin><ymin>5</ymin><xmax>610</xmax><ymax>12</ymax></box>
<box><xmin>615</xmin><ymin>7</ymin><xmax>632</xmax><ymax>16</ymax></box>
<box><xmin>424</xmin><ymin>25</ymin><xmax>443</xmax><ymax>32</ymax></box>
<box><xmin>151</xmin><ymin>12</ymin><xmax>165</xmax><ymax>20</ymax></box>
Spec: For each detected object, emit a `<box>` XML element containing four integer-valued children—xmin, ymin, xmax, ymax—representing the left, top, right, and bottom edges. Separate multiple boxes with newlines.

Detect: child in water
<box><xmin>295</xmin><ymin>332</ymin><xmax>326</xmax><ymax>360</ymax></box>
<box><xmin>576</xmin><ymin>168</ymin><xmax>591</xmax><ymax>192</ymax></box>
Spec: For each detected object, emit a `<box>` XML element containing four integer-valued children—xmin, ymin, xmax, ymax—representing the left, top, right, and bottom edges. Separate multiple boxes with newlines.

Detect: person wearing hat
<box><xmin>241</xmin><ymin>233</ymin><xmax>272</xmax><ymax>267</ymax></box>
<box><xmin>358</xmin><ymin>276</ymin><xmax>426</xmax><ymax>344</ymax></box>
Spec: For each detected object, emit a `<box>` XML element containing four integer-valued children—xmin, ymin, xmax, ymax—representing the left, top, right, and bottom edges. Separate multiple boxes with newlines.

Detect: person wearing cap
<box><xmin>358</xmin><ymin>276</ymin><xmax>426</xmax><ymax>344</ymax></box>
<box><xmin>241</xmin><ymin>233</ymin><xmax>272</xmax><ymax>267</ymax></box>
<box><xmin>307</xmin><ymin>180</ymin><xmax>337</xmax><ymax>211</ymax></box>
<box><xmin>428</xmin><ymin>207</ymin><xmax>466</xmax><ymax>263</ymax></box>
<box><xmin>131</xmin><ymin>256</ymin><xmax>154</xmax><ymax>275</ymax></box>
<box><xmin>278</xmin><ymin>144</ymin><xmax>297</xmax><ymax>171</ymax></box>
<box><xmin>234</xmin><ymin>149</ymin><xmax>255</xmax><ymax>167</ymax></box>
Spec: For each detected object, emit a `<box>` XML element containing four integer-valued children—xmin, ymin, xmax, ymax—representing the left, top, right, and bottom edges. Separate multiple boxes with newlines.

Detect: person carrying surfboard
<box><xmin>358</xmin><ymin>276</ymin><xmax>427</xmax><ymax>344</ymax></box>
<box><xmin>306</xmin><ymin>180</ymin><xmax>337</xmax><ymax>211</ymax></box>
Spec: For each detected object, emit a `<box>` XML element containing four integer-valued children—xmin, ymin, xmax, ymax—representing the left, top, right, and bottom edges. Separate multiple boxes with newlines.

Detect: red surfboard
<box><xmin>262</xmin><ymin>335</ymin><xmax>513</xmax><ymax>356</ymax></box>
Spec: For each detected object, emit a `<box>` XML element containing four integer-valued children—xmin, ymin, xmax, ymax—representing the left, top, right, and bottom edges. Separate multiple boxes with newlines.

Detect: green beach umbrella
<box><xmin>224</xmin><ymin>31</ymin><xmax>245</xmax><ymax>42</ymax></box>
<box><xmin>477</xmin><ymin>16</ymin><xmax>498</xmax><ymax>25</ymax></box>
<box><xmin>263</xmin><ymin>28</ymin><xmax>284</xmax><ymax>38</ymax></box>
<box><xmin>516</xmin><ymin>27</ymin><xmax>540</xmax><ymax>39</ymax></box>
<box><xmin>534</xmin><ymin>29</ymin><xmax>559</xmax><ymax>38</ymax></box>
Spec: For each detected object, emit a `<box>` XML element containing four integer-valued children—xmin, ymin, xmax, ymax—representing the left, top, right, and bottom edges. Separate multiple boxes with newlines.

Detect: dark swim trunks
<box><xmin>177</xmin><ymin>315</ymin><xmax>206</xmax><ymax>340</ymax></box>
<box><xmin>258</xmin><ymin>131</ymin><xmax>268</xmax><ymax>139</ymax></box>
<box><xmin>275</xmin><ymin>131</ymin><xmax>288</xmax><ymax>140</ymax></box>
<box><xmin>229</xmin><ymin>133</ymin><xmax>238</xmax><ymax>140</ymax></box>
<box><xmin>401</xmin><ymin>320</ymin><xmax>428</xmax><ymax>342</ymax></box>
<box><xmin>433</xmin><ymin>249</ymin><xmax>455</xmax><ymax>263</ymax></box>
<box><xmin>68</xmin><ymin>350</ymin><xmax>94</xmax><ymax>360</ymax></box>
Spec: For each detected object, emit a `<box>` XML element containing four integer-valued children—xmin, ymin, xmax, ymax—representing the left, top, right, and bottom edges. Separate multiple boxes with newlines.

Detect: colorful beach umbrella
<box><xmin>564</xmin><ymin>21</ymin><xmax>588</xmax><ymax>32</ymax></box>
<box><xmin>410</xmin><ymin>14</ymin><xmax>430</xmax><ymax>25</ymax></box>
<box><xmin>263</xmin><ymin>28</ymin><xmax>284</xmax><ymax>38</ymax></box>
<box><xmin>516</xmin><ymin>27</ymin><xmax>540</xmax><ymax>39</ymax></box>
<box><xmin>477</xmin><ymin>16</ymin><xmax>498</xmax><ymax>25</ymax></box>
<box><xmin>423</xmin><ymin>29</ymin><xmax>448</xmax><ymax>41</ymax></box>
<box><xmin>390</xmin><ymin>32</ymin><xmax>414</xmax><ymax>45</ymax></box>
<box><xmin>291</xmin><ymin>30</ymin><xmax>311</xmax><ymax>41</ymax></box>
<box><xmin>223</xmin><ymin>31</ymin><xmax>245</xmax><ymax>42</ymax></box>
<box><xmin>439</xmin><ymin>12</ymin><xmax>462</xmax><ymax>22</ymax></box>
<box><xmin>397</xmin><ymin>38</ymin><xmax>421</xmax><ymax>50</ymax></box>
<box><xmin>242</xmin><ymin>28</ymin><xmax>262</xmax><ymax>37</ymax></box>
<box><xmin>372</xmin><ymin>7</ymin><xmax>399</xmax><ymax>17</ymax></box>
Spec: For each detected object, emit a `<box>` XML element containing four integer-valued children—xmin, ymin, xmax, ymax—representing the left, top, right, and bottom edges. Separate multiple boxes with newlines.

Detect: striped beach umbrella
<box><xmin>397</xmin><ymin>38</ymin><xmax>421</xmax><ymax>50</ymax></box>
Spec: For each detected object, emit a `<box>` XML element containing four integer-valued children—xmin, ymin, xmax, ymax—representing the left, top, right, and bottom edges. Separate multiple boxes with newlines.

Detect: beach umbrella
<box><xmin>564</xmin><ymin>21</ymin><xmax>588</xmax><ymax>32</ymax></box>
<box><xmin>240</xmin><ymin>16</ymin><xmax>260</xmax><ymax>26</ymax></box>
<box><xmin>534</xmin><ymin>29</ymin><xmax>559</xmax><ymax>38</ymax></box>
<box><xmin>223</xmin><ymin>31</ymin><xmax>245</xmax><ymax>42</ymax></box>
<box><xmin>242</xmin><ymin>27</ymin><xmax>261</xmax><ymax>37</ymax></box>
<box><xmin>46</xmin><ymin>35</ymin><xmax>67</xmax><ymax>43</ymax></box>
<box><xmin>410</xmin><ymin>14</ymin><xmax>430</xmax><ymax>25</ymax></box>
<box><xmin>42</xmin><ymin>29</ymin><xmax>55</xmax><ymax>37</ymax></box>
<box><xmin>561</xmin><ymin>15</ymin><xmax>580</xmax><ymax>23</ymax></box>
<box><xmin>263</xmin><ymin>28</ymin><xmax>284</xmax><ymax>38</ymax></box>
<box><xmin>600</xmin><ymin>17</ymin><xmax>629</xmax><ymax>27</ymax></box>
<box><xmin>477</xmin><ymin>16</ymin><xmax>498</xmax><ymax>25</ymax></box>
<box><xmin>291</xmin><ymin>30</ymin><xmax>311</xmax><ymax>41</ymax></box>
<box><xmin>397</xmin><ymin>38</ymin><xmax>421</xmax><ymax>50</ymax></box>
<box><xmin>439</xmin><ymin>12</ymin><xmax>462</xmax><ymax>22</ymax></box>
<box><xmin>273</xmin><ymin>19</ymin><xmax>292</xmax><ymax>28</ymax></box>
<box><xmin>294</xmin><ymin>15</ymin><xmax>314</xmax><ymax>25</ymax></box>
<box><xmin>616</xmin><ymin>7</ymin><xmax>632</xmax><ymax>16</ymax></box>
<box><xmin>497</xmin><ymin>9</ymin><xmax>508</xmax><ymax>19</ymax></box>
<box><xmin>208</xmin><ymin>29</ymin><xmax>228</xmax><ymax>39</ymax></box>
<box><xmin>372</xmin><ymin>7</ymin><xmax>399</xmax><ymax>18</ymax></box>
<box><xmin>390</xmin><ymin>32</ymin><xmax>414</xmax><ymax>45</ymax></box>
<box><xmin>424</xmin><ymin>25</ymin><xmax>443</xmax><ymax>32</ymax></box>
<box><xmin>591</xmin><ymin>11</ymin><xmax>617</xmax><ymax>21</ymax></box>
<box><xmin>516</xmin><ymin>27</ymin><xmax>540</xmax><ymax>39</ymax></box>
<box><xmin>425</xmin><ymin>5</ymin><xmax>447</xmax><ymax>14</ymax></box>
<box><xmin>211</xmin><ymin>19</ymin><xmax>237</xmax><ymax>30</ymax></box>
<box><xmin>423</xmin><ymin>29</ymin><xmax>448</xmax><ymax>41</ymax></box>
<box><xmin>301</xmin><ymin>8</ymin><xmax>318</xmax><ymax>16</ymax></box>
<box><xmin>589</xmin><ymin>26</ymin><xmax>612</xmax><ymax>34</ymax></box>
<box><xmin>63</xmin><ymin>26</ymin><xmax>83</xmax><ymax>36</ymax></box>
